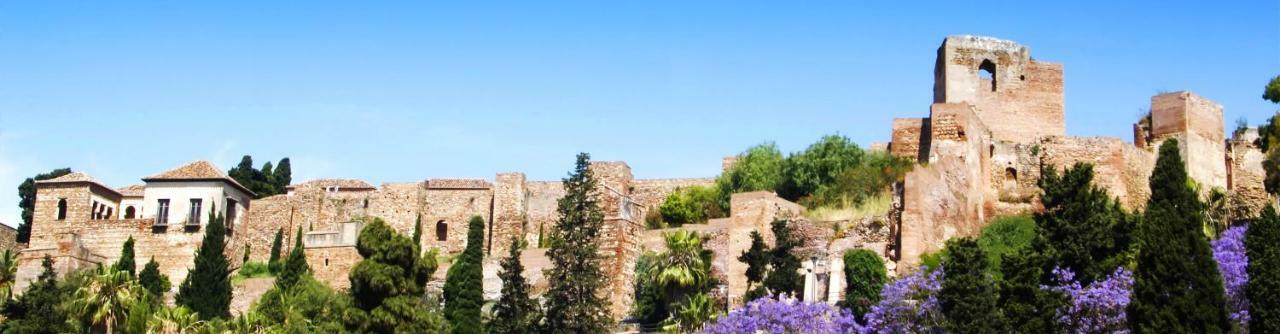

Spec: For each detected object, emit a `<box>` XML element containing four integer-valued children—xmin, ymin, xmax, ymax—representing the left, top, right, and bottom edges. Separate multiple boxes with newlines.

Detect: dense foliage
<box><xmin>656</xmin><ymin>185</ymin><xmax>724</xmax><ymax>228</ymax></box>
<box><xmin>346</xmin><ymin>217</ymin><xmax>443</xmax><ymax>332</ymax></box>
<box><xmin>1128</xmin><ymin>139</ymin><xmax>1231</xmax><ymax>333</ymax></box>
<box><xmin>715</xmin><ymin>136</ymin><xmax>911</xmax><ymax>210</ymax></box>
<box><xmin>715</xmin><ymin>142</ymin><xmax>785</xmax><ymax>207</ymax></box>
<box><xmin>175</xmin><ymin>211</ymin><xmax>232</xmax><ymax>320</ymax></box>
<box><xmin>778</xmin><ymin>135</ymin><xmax>865</xmax><ymax>204</ymax></box>
<box><xmin>1035</xmin><ymin>162</ymin><xmax>1135</xmax><ymax>284</ymax></box>
<box><xmin>274</xmin><ymin>227</ymin><xmax>309</xmax><ymax>290</ymax></box>
<box><xmin>542</xmin><ymin>153</ymin><xmax>613</xmax><ymax>332</ymax></box>
<box><xmin>15</xmin><ymin>168</ymin><xmax>71</xmax><ymax>243</ymax></box>
<box><xmin>444</xmin><ymin>216</ymin><xmax>486</xmax><ymax>334</ymax></box>
<box><xmin>632</xmin><ymin>230</ymin><xmax>717</xmax><ymax>331</ymax></box>
<box><xmin>700</xmin><ymin>295</ymin><xmax>859</xmax><ymax>334</ymax></box>
<box><xmin>939</xmin><ymin>238</ymin><xmax>1005</xmax><ymax>333</ymax></box>
<box><xmin>137</xmin><ymin>257</ymin><xmax>170</xmax><ymax>298</ymax></box>
<box><xmin>226</xmin><ymin>155</ymin><xmax>291</xmax><ymax>198</ymax></box>
<box><xmin>762</xmin><ymin>220</ymin><xmax>803</xmax><ymax>298</ymax></box>
<box><xmin>114</xmin><ymin>236</ymin><xmax>136</xmax><ymax>277</ymax></box>
<box><xmin>0</xmin><ymin>256</ymin><xmax>71</xmax><ymax>334</ymax></box>
<box><xmin>840</xmin><ymin>249</ymin><xmax>885</xmax><ymax>317</ymax></box>
<box><xmin>977</xmin><ymin>215</ymin><xmax>1035</xmax><ymax>279</ymax></box>
<box><xmin>491</xmin><ymin>237</ymin><xmax>539</xmax><ymax>334</ymax></box>
<box><xmin>1212</xmin><ymin>225</ymin><xmax>1250</xmax><ymax>330</ymax></box>
<box><xmin>737</xmin><ymin>230</ymin><xmax>769</xmax><ymax>300</ymax></box>
<box><xmin>1248</xmin><ymin>205</ymin><xmax>1280</xmax><ymax>333</ymax></box>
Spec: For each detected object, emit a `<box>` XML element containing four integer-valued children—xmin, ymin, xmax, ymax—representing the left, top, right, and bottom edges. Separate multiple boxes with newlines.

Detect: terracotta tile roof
<box><xmin>35</xmin><ymin>172</ymin><xmax>121</xmax><ymax>197</ymax></box>
<box><xmin>116</xmin><ymin>184</ymin><xmax>145</xmax><ymax>197</ymax></box>
<box><xmin>426</xmin><ymin>179</ymin><xmax>492</xmax><ymax>189</ymax></box>
<box><xmin>142</xmin><ymin>160</ymin><xmax>254</xmax><ymax>196</ymax></box>
<box><xmin>287</xmin><ymin>179</ymin><xmax>376</xmax><ymax>191</ymax></box>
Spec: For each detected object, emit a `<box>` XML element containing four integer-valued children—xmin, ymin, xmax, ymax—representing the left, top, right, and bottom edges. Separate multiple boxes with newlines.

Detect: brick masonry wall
<box><xmin>890</xmin><ymin>118</ymin><xmax>929</xmax><ymax>163</ymax></box>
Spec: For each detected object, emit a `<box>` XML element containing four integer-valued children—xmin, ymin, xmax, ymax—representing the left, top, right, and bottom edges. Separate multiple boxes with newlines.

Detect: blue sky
<box><xmin>1</xmin><ymin>1</ymin><xmax>1277</xmax><ymax>227</ymax></box>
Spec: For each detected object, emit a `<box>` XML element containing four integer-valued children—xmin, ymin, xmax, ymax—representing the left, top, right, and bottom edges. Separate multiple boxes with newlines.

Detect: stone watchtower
<box><xmin>933</xmin><ymin>35</ymin><xmax>1065</xmax><ymax>143</ymax></box>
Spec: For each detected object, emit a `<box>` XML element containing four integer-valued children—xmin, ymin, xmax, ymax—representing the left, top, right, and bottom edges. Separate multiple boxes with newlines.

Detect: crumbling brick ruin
<box><xmin>15</xmin><ymin>34</ymin><xmax>1274</xmax><ymax>319</ymax></box>
<box><xmin>888</xmin><ymin>35</ymin><xmax>1269</xmax><ymax>273</ymax></box>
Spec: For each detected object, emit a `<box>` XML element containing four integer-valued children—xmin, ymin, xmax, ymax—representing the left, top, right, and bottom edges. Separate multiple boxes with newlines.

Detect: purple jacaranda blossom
<box><xmin>1213</xmin><ymin>225</ymin><xmax>1250</xmax><ymax>330</ymax></box>
<box><xmin>860</xmin><ymin>267</ymin><xmax>945</xmax><ymax>334</ymax></box>
<box><xmin>700</xmin><ymin>294</ymin><xmax>861</xmax><ymax>334</ymax></box>
<box><xmin>1048</xmin><ymin>267</ymin><xmax>1133</xmax><ymax>334</ymax></box>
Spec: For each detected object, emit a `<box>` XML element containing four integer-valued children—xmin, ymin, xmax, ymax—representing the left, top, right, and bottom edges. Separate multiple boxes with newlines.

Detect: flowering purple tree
<box><xmin>860</xmin><ymin>268</ymin><xmax>945</xmax><ymax>333</ymax></box>
<box><xmin>1212</xmin><ymin>225</ymin><xmax>1250</xmax><ymax>330</ymax></box>
<box><xmin>700</xmin><ymin>294</ymin><xmax>860</xmax><ymax>334</ymax></box>
<box><xmin>1047</xmin><ymin>267</ymin><xmax>1133</xmax><ymax>334</ymax></box>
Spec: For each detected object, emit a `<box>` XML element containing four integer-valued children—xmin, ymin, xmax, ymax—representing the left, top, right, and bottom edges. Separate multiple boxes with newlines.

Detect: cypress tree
<box><xmin>1128</xmin><ymin>139</ymin><xmax>1230</xmax><ymax>333</ymax></box>
<box><xmin>444</xmin><ymin>216</ymin><xmax>485</xmax><ymax>334</ymax></box>
<box><xmin>138</xmin><ymin>257</ymin><xmax>170</xmax><ymax>297</ymax></box>
<box><xmin>114</xmin><ymin>236</ymin><xmax>136</xmax><ymax>277</ymax></box>
<box><xmin>763</xmin><ymin>219</ymin><xmax>803</xmax><ymax>297</ymax></box>
<box><xmin>1034</xmin><ymin>163</ymin><xmax>1134</xmax><ymax>284</ymax></box>
<box><xmin>541</xmin><ymin>153</ymin><xmax>613</xmax><ymax>332</ymax></box>
<box><xmin>491</xmin><ymin>237</ymin><xmax>538</xmax><ymax>334</ymax></box>
<box><xmin>274</xmin><ymin>158</ymin><xmax>292</xmax><ymax>193</ymax></box>
<box><xmin>1247</xmin><ymin>205</ymin><xmax>1280</xmax><ymax>333</ymax></box>
<box><xmin>940</xmin><ymin>238</ymin><xmax>1005</xmax><ymax>334</ymax></box>
<box><xmin>268</xmin><ymin>228</ymin><xmax>284</xmax><ymax>274</ymax></box>
<box><xmin>737</xmin><ymin>230</ymin><xmax>770</xmax><ymax>301</ymax></box>
<box><xmin>413</xmin><ymin>215</ymin><xmax>423</xmax><ymax>248</ymax></box>
<box><xmin>175</xmin><ymin>211</ymin><xmax>232</xmax><ymax>320</ymax></box>
<box><xmin>276</xmin><ymin>227</ymin><xmax>310</xmax><ymax>290</ymax></box>
<box><xmin>841</xmin><ymin>248</ymin><xmax>886</xmax><ymax>317</ymax></box>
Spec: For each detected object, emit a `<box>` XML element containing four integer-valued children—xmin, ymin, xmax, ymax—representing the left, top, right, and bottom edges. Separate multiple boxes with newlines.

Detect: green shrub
<box><xmin>841</xmin><ymin>249</ymin><xmax>887</xmax><ymax>316</ymax></box>
<box><xmin>977</xmin><ymin>215</ymin><xmax>1036</xmax><ymax>279</ymax></box>
<box><xmin>658</xmin><ymin>185</ymin><xmax>724</xmax><ymax>227</ymax></box>
<box><xmin>238</xmin><ymin>261</ymin><xmax>272</xmax><ymax>278</ymax></box>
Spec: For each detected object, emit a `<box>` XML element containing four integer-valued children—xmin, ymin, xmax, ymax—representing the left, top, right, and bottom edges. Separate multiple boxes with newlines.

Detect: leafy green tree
<box><xmin>1128</xmin><ymin>139</ymin><xmax>1230</xmax><ymax>333</ymax></box>
<box><xmin>491</xmin><ymin>237</ymin><xmax>539</xmax><ymax>334</ymax></box>
<box><xmin>345</xmin><ymin>217</ymin><xmax>443</xmax><ymax>332</ymax></box>
<box><xmin>444</xmin><ymin>216</ymin><xmax>485</xmax><ymax>334</ymax></box>
<box><xmin>541</xmin><ymin>153</ymin><xmax>613</xmax><ymax>332</ymax></box>
<box><xmin>275</xmin><ymin>227</ymin><xmax>309</xmax><ymax>290</ymax></box>
<box><xmin>114</xmin><ymin>236</ymin><xmax>136</xmax><ymax>277</ymax></box>
<box><xmin>763</xmin><ymin>220</ymin><xmax>803</xmax><ymax>297</ymax></box>
<box><xmin>0</xmin><ymin>255</ymin><xmax>71</xmax><ymax>334</ymax></box>
<box><xmin>1035</xmin><ymin>162</ymin><xmax>1134</xmax><ymax>284</ymax></box>
<box><xmin>829</xmin><ymin>151</ymin><xmax>913</xmax><ymax>207</ymax></box>
<box><xmin>1248</xmin><ymin>205</ymin><xmax>1280</xmax><ymax>333</ymax></box>
<box><xmin>779</xmin><ymin>134</ymin><xmax>865</xmax><ymax>204</ymax></box>
<box><xmin>841</xmin><ymin>249</ymin><xmax>886</xmax><ymax>317</ymax></box>
<box><xmin>138</xmin><ymin>257</ymin><xmax>170</xmax><ymax>298</ymax></box>
<box><xmin>940</xmin><ymin>238</ymin><xmax>1005</xmax><ymax>334</ymax></box>
<box><xmin>67</xmin><ymin>268</ymin><xmax>142</xmax><ymax>333</ymax></box>
<box><xmin>1265</xmin><ymin>74</ymin><xmax>1280</xmax><ymax>103</ymax></box>
<box><xmin>715</xmin><ymin>143</ymin><xmax>785</xmax><ymax>210</ymax></box>
<box><xmin>658</xmin><ymin>186</ymin><xmax>724</xmax><ymax>227</ymax></box>
<box><xmin>16</xmin><ymin>168</ymin><xmax>71</xmax><ymax>243</ymax></box>
<box><xmin>738</xmin><ymin>230</ymin><xmax>769</xmax><ymax>300</ymax></box>
<box><xmin>175</xmin><ymin>211</ymin><xmax>233</xmax><ymax>320</ymax></box>
<box><xmin>268</xmin><ymin>228</ymin><xmax>284</xmax><ymax>274</ymax></box>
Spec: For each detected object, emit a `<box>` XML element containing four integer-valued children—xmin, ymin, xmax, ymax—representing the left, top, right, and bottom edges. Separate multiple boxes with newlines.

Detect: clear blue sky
<box><xmin>1</xmin><ymin>1</ymin><xmax>1277</xmax><ymax>227</ymax></box>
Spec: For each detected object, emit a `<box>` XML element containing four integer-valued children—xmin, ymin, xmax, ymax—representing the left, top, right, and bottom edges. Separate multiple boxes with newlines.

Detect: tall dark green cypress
<box><xmin>1247</xmin><ymin>205</ymin><xmax>1280</xmax><ymax>333</ymax></box>
<box><xmin>541</xmin><ymin>153</ymin><xmax>613</xmax><ymax>332</ymax></box>
<box><xmin>491</xmin><ymin>237</ymin><xmax>538</xmax><ymax>334</ymax></box>
<box><xmin>413</xmin><ymin>215</ymin><xmax>423</xmax><ymax>248</ymax></box>
<box><xmin>114</xmin><ymin>236</ymin><xmax>136</xmax><ymax>277</ymax></box>
<box><xmin>275</xmin><ymin>227</ymin><xmax>309</xmax><ymax>290</ymax></box>
<box><xmin>762</xmin><ymin>219</ymin><xmax>803</xmax><ymax>297</ymax></box>
<box><xmin>940</xmin><ymin>238</ymin><xmax>1005</xmax><ymax>334</ymax></box>
<box><xmin>444</xmin><ymin>216</ymin><xmax>485</xmax><ymax>334</ymax></box>
<box><xmin>1128</xmin><ymin>139</ymin><xmax>1230</xmax><ymax>333</ymax></box>
<box><xmin>268</xmin><ymin>228</ymin><xmax>284</xmax><ymax>274</ymax></box>
<box><xmin>175</xmin><ymin>211</ymin><xmax>232</xmax><ymax>320</ymax></box>
<box><xmin>738</xmin><ymin>230</ymin><xmax>770</xmax><ymax>301</ymax></box>
<box><xmin>274</xmin><ymin>158</ymin><xmax>292</xmax><ymax>193</ymax></box>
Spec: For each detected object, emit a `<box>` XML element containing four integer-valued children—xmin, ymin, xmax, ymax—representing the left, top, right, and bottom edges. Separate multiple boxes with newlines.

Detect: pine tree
<box><xmin>1035</xmin><ymin>162</ymin><xmax>1134</xmax><ymax>284</ymax></box>
<box><xmin>274</xmin><ymin>158</ymin><xmax>292</xmax><ymax>193</ymax></box>
<box><xmin>0</xmin><ymin>255</ymin><xmax>71</xmax><ymax>333</ymax></box>
<box><xmin>345</xmin><ymin>217</ymin><xmax>444</xmax><ymax>332</ymax></box>
<box><xmin>268</xmin><ymin>228</ymin><xmax>284</xmax><ymax>274</ymax></box>
<box><xmin>763</xmin><ymin>219</ymin><xmax>802</xmax><ymax>297</ymax></box>
<box><xmin>738</xmin><ymin>230</ymin><xmax>770</xmax><ymax>301</ymax></box>
<box><xmin>175</xmin><ymin>211</ymin><xmax>233</xmax><ymax>320</ymax></box>
<box><xmin>1128</xmin><ymin>139</ymin><xmax>1230</xmax><ymax>333</ymax></box>
<box><xmin>114</xmin><ymin>236</ymin><xmax>136</xmax><ymax>277</ymax></box>
<box><xmin>138</xmin><ymin>257</ymin><xmax>170</xmax><ymax>298</ymax></box>
<box><xmin>541</xmin><ymin>153</ymin><xmax>613</xmax><ymax>332</ymax></box>
<box><xmin>1248</xmin><ymin>205</ymin><xmax>1280</xmax><ymax>333</ymax></box>
<box><xmin>444</xmin><ymin>216</ymin><xmax>485</xmax><ymax>334</ymax></box>
<box><xmin>276</xmin><ymin>227</ymin><xmax>310</xmax><ymax>290</ymax></box>
<box><xmin>491</xmin><ymin>237</ymin><xmax>538</xmax><ymax>334</ymax></box>
<box><xmin>940</xmin><ymin>238</ymin><xmax>1005</xmax><ymax>334</ymax></box>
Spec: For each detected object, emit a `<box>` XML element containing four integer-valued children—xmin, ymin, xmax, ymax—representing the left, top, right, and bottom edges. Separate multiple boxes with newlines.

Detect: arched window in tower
<box><xmin>1004</xmin><ymin>167</ymin><xmax>1018</xmax><ymax>187</ymax></box>
<box><xmin>124</xmin><ymin>206</ymin><xmax>136</xmax><ymax>219</ymax></box>
<box><xmin>436</xmin><ymin>220</ymin><xmax>448</xmax><ymax>242</ymax></box>
<box><xmin>979</xmin><ymin>59</ymin><xmax>997</xmax><ymax>92</ymax></box>
<box><xmin>57</xmin><ymin>198</ymin><xmax>68</xmax><ymax>220</ymax></box>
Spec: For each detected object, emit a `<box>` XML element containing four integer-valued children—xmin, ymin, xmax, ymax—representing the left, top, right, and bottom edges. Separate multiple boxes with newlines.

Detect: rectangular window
<box><xmin>156</xmin><ymin>199</ymin><xmax>170</xmax><ymax>226</ymax></box>
<box><xmin>188</xmin><ymin>199</ymin><xmax>202</xmax><ymax>226</ymax></box>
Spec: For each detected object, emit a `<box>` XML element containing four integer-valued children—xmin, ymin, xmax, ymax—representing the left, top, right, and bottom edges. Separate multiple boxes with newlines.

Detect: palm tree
<box><xmin>0</xmin><ymin>250</ymin><xmax>18</xmax><ymax>300</ymax></box>
<box><xmin>649</xmin><ymin>230</ymin><xmax>714</xmax><ymax>295</ymax></box>
<box><xmin>148</xmin><ymin>306</ymin><xmax>205</xmax><ymax>334</ymax></box>
<box><xmin>67</xmin><ymin>268</ymin><xmax>142</xmax><ymax>333</ymax></box>
<box><xmin>663</xmin><ymin>293</ymin><xmax>719</xmax><ymax>332</ymax></box>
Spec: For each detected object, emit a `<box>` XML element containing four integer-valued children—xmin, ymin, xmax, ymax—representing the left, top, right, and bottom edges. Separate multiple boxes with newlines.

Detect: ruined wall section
<box><xmin>1148</xmin><ymin>91</ymin><xmax>1227</xmax><ymax>191</ymax></box>
<box><xmin>988</xmin><ymin>141</ymin><xmax>1041</xmax><ymax>216</ymax></box>
<box><xmin>524</xmin><ymin>181</ymin><xmax>565</xmax><ymax>245</ymax></box>
<box><xmin>422</xmin><ymin>180</ymin><xmax>494</xmax><ymax>254</ymax></box>
<box><xmin>897</xmin><ymin>103</ymin><xmax>993</xmax><ymax>273</ymax></box>
<box><xmin>934</xmin><ymin>35</ymin><xmax>1065</xmax><ymax>143</ymax></box>
<box><xmin>1039</xmin><ymin>136</ymin><xmax>1154</xmax><ymax>211</ymax></box>
<box><xmin>890</xmin><ymin>118</ymin><xmax>930</xmax><ymax>163</ymax></box>
<box><xmin>491</xmin><ymin>173</ymin><xmax>528</xmax><ymax>255</ymax></box>
<box><xmin>1228</xmin><ymin>129</ymin><xmax>1270</xmax><ymax>218</ymax></box>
